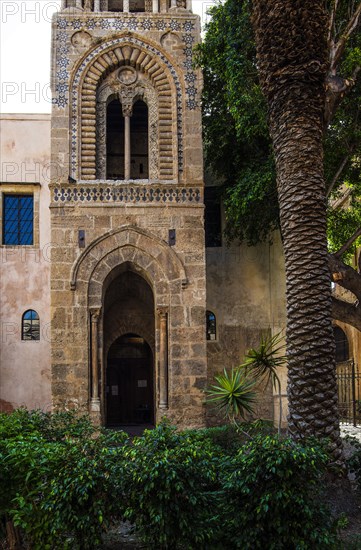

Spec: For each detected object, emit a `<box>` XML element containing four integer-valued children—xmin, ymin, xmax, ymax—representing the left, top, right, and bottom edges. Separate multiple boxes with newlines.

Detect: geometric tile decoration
<box><xmin>53</xmin><ymin>185</ymin><xmax>202</xmax><ymax>204</ymax></box>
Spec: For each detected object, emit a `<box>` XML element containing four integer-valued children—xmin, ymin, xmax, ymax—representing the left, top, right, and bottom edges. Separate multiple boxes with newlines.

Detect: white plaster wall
<box><xmin>0</xmin><ymin>114</ymin><xmax>52</xmax><ymax>411</ymax></box>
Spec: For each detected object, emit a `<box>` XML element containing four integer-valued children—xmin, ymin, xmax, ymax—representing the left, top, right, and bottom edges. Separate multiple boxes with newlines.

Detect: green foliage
<box><xmin>195</xmin><ymin>0</ymin><xmax>278</xmax><ymax>245</ymax></box>
<box><xmin>0</xmin><ymin>409</ymin><xmax>128</xmax><ymax>549</ymax></box>
<box><xmin>197</xmin><ymin>0</ymin><xmax>361</xmax><ymax>253</ymax></box>
<box><xmin>0</xmin><ymin>407</ymin><xmax>95</xmax><ymax>441</ymax></box>
<box><xmin>122</xmin><ymin>421</ymin><xmax>220</xmax><ymax>549</ymax></box>
<box><xmin>185</xmin><ymin>421</ymin><xmax>275</xmax><ymax>455</ymax></box>
<box><xmin>346</xmin><ymin>435</ymin><xmax>361</xmax><ymax>491</ymax></box>
<box><xmin>0</xmin><ymin>411</ymin><xmax>344</xmax><ymax>550</ymax></box>
<box><xmin>242</xmin><ymin>332</ymin><xmax>286</xmax><ymax>388</ymax></box>
<box><xmin>206</xmin><ymin>368</ymin><xmax>257</xmax><ymax>422</ymax></box>
<box><xmin>241</xmin><ymin>332</ymin><xmax>286</xmax><ymax>432</ymax></box>
<box><xmin>219</xmin><ymin>435</ymin><xmax>341</xmax><ymax>549</ymax></box>
<box><xmin>185</xmin><ymin>423</ymin><xmax>246</xmax><ymax>456</ymax></box>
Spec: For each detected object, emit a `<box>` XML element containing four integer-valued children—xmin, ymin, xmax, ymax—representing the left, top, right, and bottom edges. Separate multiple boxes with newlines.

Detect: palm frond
<box><xmin>206</xmin><ymin>368</ymin><xmax>257</xmax><ymax>420</ymax></box>
<box><xmin>241</xmin><ymin>332</ymin><xmax>286</xmax><ymax>391</ymax></box>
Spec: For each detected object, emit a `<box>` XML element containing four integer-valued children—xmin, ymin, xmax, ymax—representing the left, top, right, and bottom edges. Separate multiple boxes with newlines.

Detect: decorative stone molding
<box><xmin>52</xmin><ymin>184</ymin><xmax>202</xmax><ymax>204</ymax></box>
<box><xmin>105</xmin><ymin>316</ymin><xmax>155</xmax><ymax>355</ymax></box>
<box><xmin>70</xmin><ymin>225</ymin><xmax>188</xmax><ymax>293</ymax></box>
<box><xmin>74</xmin><ymin>38</ymin><xmax>179</xmax><ymax>180</ymax></box>
<box><xmin>53</xmin><ymin>17</ymin><xmax>200</xmax><ymax>177</ymax></box>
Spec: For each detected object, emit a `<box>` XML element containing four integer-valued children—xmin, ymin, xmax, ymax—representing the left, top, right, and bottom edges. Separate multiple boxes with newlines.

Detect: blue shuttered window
<box><xmin>3</xmin><ymin>195</ymin><xmax>33</xmax><ymax>245</ymax></box>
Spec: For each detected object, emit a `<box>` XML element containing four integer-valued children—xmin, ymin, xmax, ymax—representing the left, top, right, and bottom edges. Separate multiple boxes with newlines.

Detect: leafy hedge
<box><xmin>219</xmin><ymin>435</ymin><xmax>340</xmax><ymax>549</ymax></box>
<box><xmin>0</xmin><ymin>409</ymin><xmax>127</xmax><ymax>549</ymax></box>
<box><xmin>122</xmin><ymin>422</ymin><xmax>220</xmax><ymax>548</ymax></box>
<box><xmin>0</xmin><ymin>410</ymin><xmax>343</xmax><ymax>549</ymax></box>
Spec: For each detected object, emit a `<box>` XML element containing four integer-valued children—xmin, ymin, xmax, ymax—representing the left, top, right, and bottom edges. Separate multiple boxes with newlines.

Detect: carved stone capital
<box><xmin>90</xmin><ymin>308</ymin><xmax>101</xmax><ymax>322</ymax></box>
<box><xmin>157</xmin><ymin>307</ymin><xmax>168</xmax><ymax>319</ymax></box>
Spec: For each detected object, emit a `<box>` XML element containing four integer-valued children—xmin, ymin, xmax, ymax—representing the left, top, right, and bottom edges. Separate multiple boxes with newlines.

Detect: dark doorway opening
<box><xmin>106</xmin><ymin>333</ymin><xmax>154</xmax><ymax>427</ymax></box>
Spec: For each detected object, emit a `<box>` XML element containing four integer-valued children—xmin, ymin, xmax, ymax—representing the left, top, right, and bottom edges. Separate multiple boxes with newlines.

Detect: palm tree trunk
<box><xmin>252</xmin><ymin>0</ymin><xmax>343</xmax><ymax>459</ymax></box>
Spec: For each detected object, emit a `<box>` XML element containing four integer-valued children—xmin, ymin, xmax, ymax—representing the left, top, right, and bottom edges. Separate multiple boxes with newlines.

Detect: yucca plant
<box><xmin>241</xmin><ymin>332</ymin><xmax>286</xmax><ymax>434</ymax></box>
<box><xmin>206</xmin><ymin>368</ymin><xmax>257</xmax><ymax>426</ymax></box>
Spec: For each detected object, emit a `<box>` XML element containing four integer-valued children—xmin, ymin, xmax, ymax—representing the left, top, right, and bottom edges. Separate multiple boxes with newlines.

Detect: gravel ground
<box><xmin>341</xmin><ymin>423</ymin><xmax>361</xmax><ymax>442</ymax></box>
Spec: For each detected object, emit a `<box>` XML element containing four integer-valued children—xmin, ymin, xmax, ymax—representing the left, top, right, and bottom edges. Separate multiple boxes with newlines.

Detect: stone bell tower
<box><xmin>49</xmin><ymin>0</ymin><xmax>207</xmax><ymax>428</ymax></box>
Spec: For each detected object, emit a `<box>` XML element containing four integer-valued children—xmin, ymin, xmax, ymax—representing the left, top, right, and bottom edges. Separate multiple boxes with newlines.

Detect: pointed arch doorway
<box><xmin>103</xmin><ymin>267</ymin><xmax>156</xmax><ymax>428</ymax></box>
<box><xmin>106</xmin><ymin>333</ymin><xmax>154</xmax><ymax>426</ymax></box>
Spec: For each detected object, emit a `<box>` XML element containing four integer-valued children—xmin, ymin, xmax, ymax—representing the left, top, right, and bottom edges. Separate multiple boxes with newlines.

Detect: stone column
<box><xmin>123</xmin><ymin>0</ymin><xmax>130</xmax><ymax>12</ymax></box>
<box><xmin>96</xmin><ymin>101</ymin><xmax>107</xmax><ymax>179</ymax></box>
<box><xmin>158</xmin><ymin>308</ymin><xmax>168</xmax><ymax>409</ymax></box>
<box><xmin>76</xmin><ymin>0</ymin><xmax>82</xmax><ymax>8</ymax></box>
<box><xmin>171</xmin><ymin>0</ymin><xmax>177</xmax><ymax>7</ymax></box>
<box><xmin>124</xmin><ymin>115</ymin><xmax>131</xmax><ymax>179</ymax></box>
<box><xmin>90</xmin><ymin>308</ymin><xmax>101</xmax><ymax>412</ymax></box>
<box><xmin>186</xmin><ymin>0</ymin><xmax>192</xmax><ymax>10</ymax></box>
<box><xmin>61</xmin><ymin>0</ymin><xmax>66</xmax><ymax>9</ymax></box>
<box><xmin>94</xmin><ymin>0</ymin><xmax>100</xmax><ymax>10</ymax></box>
<box><xmin>152</xmin><ymin>0</ymin><xmax>158</xmax><ymax>12</ymax></box>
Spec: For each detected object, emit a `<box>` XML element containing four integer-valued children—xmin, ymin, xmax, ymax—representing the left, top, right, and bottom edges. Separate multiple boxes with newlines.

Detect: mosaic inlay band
<box><xmin>52</xmin><ymin>185</ymin><xmax>202</xmax><ymax>204</ymax></box>
<box><xmin>55</xmin><ymin>16</ymin><xmax>198</xmax><ymax>110</ymax></box>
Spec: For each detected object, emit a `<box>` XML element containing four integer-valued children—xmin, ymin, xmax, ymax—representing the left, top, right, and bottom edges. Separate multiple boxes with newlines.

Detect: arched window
<box><xmin>106</xmin><ymin>98</ymin><xmax>149</xmax><ymax>180</ymax></box>
<box><xmin>333</xmin><ymin>326</ymin><xmax>349</xmax><ymax>362</ymax></box>
<box><xmin>106</xmin><ymin>99</ymin><xmax>124</xmax><ymax>180</ymax></box>
<box><xmin>22</xmin><ymin>310</ymin><xmax>40</xmax><ymax>341</ymax></box>
<box><xmin>131</xmin><ymin>100</ymin><xmax>149</xmax><ymax>179</ymax></box>
<box><xmin>206</xmin><ymin>310</ymin><xmax>216</xmax><ymax>341</ymax></box>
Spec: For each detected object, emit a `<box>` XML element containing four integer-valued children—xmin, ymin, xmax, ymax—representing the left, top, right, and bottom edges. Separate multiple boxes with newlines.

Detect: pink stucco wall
<box><xmin>0</xmin><ymin>114</ymin><xmax>52</xmax><ymax>411</ymax></box>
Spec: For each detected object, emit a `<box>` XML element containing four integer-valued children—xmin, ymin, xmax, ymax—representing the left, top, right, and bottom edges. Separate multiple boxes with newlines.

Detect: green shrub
<box><xmin>122</xmin><ymin>421</ymin><xmax>221</xmax><ymax>549</ymax></box>
<box><xmin>0</xmin><ymin>409</ymin><xmax>128</xmax><ymax>549</ymax></box>
<box><xmin>185</xmin><ymin>424</ymin><xmax>244</xmax><ymax>455</ymax></box>
<box><xmin>0</xmin><ymin>411</ymin><xmax>343</xmax><ymax>550</ymax></box>
<box><xmin>218</xmin><ymin>435</ymin><xmax>341</xmax><ymax>549</ymax></box>
<box><xmin>346</xmin><ymin>435</ymin><xmax>361</xmax><ymax>491</ymax></box>
<box><xmin>0</xmin><ymin>408</ymin><xmax>95</xmax><ymax>442</ymax></box>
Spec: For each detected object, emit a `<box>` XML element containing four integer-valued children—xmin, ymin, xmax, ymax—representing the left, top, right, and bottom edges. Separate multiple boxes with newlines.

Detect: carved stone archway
<box><xmin>72</xmin><ymin>35</ymin><xmax>181</xmax><ymax>180</ymax></box>
<box><xmin>70</xmin><ymin>226</ymin><xmax>187</xmax><ymax>422</ymax></box>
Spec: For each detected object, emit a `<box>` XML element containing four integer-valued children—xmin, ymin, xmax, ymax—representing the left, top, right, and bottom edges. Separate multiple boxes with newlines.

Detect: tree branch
<box><xmin>332</xmin><ymin>296</ymin><xmax>361</xmax><ymax>331</ymax></box>
<box><xmin>334</xmin><ymin>227</ymin><xmax>361</xmax><ymax>258</ymax></box>
<box><xmin>328</xmin><ymin>0</ymin><xmax>339</xmax><ymax>45</ymax></box>
<box><xmin>331</xmin><ymin>2</ymin><xmax>361</xmax><ymax>71</ymax></box>
<box><xmin>324</xmin><ymin>74</ymin><xmax>359</xmax><ymax>127</ymax></box>
<box><xmin>329</xmin><ymin>253</ymin><xmax>361</xmax><ymax>303</ymax></box>
<box><xmin>326</xmin><ymin>154</ymin><xmax>350</xmax><ymax>197</ymax></box>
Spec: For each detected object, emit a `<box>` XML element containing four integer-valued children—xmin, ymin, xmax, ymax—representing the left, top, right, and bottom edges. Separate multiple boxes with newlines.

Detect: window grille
<box><xmin>3</xmin><ymin>195</ymin><xmax>33</xmax><ymax>245</ymax></box>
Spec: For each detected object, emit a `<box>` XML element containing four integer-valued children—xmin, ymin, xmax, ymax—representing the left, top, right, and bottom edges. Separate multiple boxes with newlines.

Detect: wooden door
<box><xmin>106</xmin><ymin>355</ymin><xmax>154</xmax><ymax>426</ymax></box>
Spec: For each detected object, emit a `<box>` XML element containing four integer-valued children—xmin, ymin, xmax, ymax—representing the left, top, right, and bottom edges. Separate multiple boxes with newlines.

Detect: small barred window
<box><xmin>206</xmin><ymin>310</ymin><xmax>216</xmax><ymax>341</ymax></box>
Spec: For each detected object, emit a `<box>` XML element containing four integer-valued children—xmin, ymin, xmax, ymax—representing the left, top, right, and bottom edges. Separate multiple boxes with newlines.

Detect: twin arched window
<box><xmin>22</xmin><ymin>310</ymin><xmax>40</xmax><ymax>341</ymax></box>
<box><xmin>106</xmin><ymin>99</ymin><xmax>149</xmax><ymax>180</ymax></box>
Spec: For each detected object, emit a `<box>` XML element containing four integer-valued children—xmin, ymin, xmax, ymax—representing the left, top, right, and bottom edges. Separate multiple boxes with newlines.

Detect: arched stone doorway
<box><xmin>106</xmin><ymin>334</ymin><xmax>154</xmax><ymax>426</ymax></box>
<box><xmin>103</xmin><ymin>268</ymin><xmax>155</xmax><ymax>427</ymax></box>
